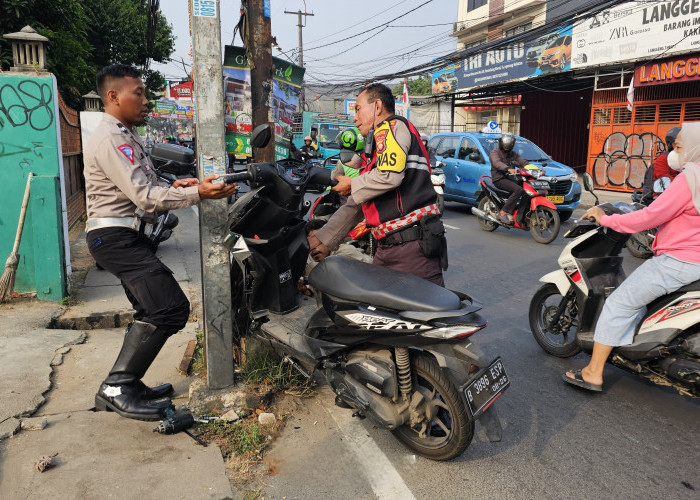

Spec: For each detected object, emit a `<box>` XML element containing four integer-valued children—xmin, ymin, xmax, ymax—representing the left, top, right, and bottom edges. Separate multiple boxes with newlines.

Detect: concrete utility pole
<box><xmin>190</xmin><ymin>0</ymin><xmax>234</xmax><ymax>389</ymax></box>
<box><xmin>248</xmin><ymin>0</ymin><xmax>276</xmax><ymax>162</ymax></box>
<box><xmin>284</xmin><ymin>7</ymin><xmax>313</xmax><ymax>112</ymax></box>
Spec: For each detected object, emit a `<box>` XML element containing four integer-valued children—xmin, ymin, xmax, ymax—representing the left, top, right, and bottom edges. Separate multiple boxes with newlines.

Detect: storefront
<box><xmin>587</xmin><ymin>55</ymin><xmax>700</xmax><ymax>192</ymax></box>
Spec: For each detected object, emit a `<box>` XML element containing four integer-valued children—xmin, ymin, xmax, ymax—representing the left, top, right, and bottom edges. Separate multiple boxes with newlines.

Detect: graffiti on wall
<box><xmin>592</xmin><ymin>131</ymin><xmax>665</xmax><ymax>189</ymax></box>
<box><xmin>0</xmin><ymin>80</ymin><xmax>53</xmax><ymax>165</ymax></box>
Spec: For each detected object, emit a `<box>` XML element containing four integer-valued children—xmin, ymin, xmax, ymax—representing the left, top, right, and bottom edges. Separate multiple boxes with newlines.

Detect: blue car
<box><xmin>427</xmin><ymin>132</ymin><xmax>581</xmax><ymax>221</ymax></box>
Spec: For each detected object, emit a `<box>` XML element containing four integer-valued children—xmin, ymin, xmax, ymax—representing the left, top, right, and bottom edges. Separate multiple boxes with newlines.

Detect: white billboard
<box><xmin>572</xmin><ymin>1</ymin><xmax>700</xmax><ymax>68</ymax></box>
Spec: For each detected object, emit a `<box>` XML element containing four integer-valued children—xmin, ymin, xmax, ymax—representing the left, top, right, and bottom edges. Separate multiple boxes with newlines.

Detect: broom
<box><xmin>0</xmin><ymin>173</ymin><xmax>34</xmax><ymax>303</ymax></box>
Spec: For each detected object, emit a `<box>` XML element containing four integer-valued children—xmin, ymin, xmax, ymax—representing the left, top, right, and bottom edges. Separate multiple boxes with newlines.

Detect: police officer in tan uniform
<box><xmin>84</xmin><ymin>64</ymin><xmax>238</xmax><ymax>421</ymax></box>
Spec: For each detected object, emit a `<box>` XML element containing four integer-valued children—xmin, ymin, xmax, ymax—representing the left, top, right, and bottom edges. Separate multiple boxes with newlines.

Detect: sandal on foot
<box><xmin>562</xmin><ymin>369</ymin><xmax>602</xmax><ymax>392</ymax></box>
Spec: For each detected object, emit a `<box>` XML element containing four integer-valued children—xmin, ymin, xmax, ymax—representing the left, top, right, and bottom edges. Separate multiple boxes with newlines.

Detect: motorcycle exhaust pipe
<box><xmin>471</xmin><ymin>207</ymin><xmax>501</xmax><ymax>224</ymax></box>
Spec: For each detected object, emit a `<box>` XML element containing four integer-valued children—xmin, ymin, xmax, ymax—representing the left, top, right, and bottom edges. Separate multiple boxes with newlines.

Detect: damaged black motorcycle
<box><xmin>221</xmin><ymin>125</ymin><xmax>509</xmax><ymax>460</ymax></box>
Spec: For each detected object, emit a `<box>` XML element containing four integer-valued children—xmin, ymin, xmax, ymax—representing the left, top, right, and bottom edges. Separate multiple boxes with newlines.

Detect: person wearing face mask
<box><xmin>648</xmin><ymin>127</ymin><xmax>682</xmax><ymax>198</ymax></box>
<box><xmin>563</xmin><ymin>122</ymin><xmax>700</xmax><ymax>392</ymax></box>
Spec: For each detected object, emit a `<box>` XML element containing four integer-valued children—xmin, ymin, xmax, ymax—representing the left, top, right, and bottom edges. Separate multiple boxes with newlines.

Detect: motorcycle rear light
<box><xmin>421</xmin><ymin>324</ymin><xmax>486</xmax><ymax>339</ymax></box>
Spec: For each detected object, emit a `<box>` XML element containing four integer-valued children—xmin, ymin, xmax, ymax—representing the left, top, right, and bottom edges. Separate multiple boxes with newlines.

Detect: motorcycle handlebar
<box><xmin>222</xmin><ymin>172</ymin><xmax>252</xmax><ymax>184</ymax></box>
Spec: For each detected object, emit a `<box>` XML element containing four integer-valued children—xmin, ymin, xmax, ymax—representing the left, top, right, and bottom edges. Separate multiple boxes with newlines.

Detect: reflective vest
<box><xmin>360</xmin><ymin>115</ymin><xmax>435</xmax><ymax>228</ymax></box>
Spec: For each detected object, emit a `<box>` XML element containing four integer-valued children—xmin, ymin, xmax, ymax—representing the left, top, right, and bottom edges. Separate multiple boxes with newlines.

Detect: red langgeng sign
<box><xmin>635</xmin><ymin>55</ymin><xmax>700</xmax><ymax>87</ymax></box>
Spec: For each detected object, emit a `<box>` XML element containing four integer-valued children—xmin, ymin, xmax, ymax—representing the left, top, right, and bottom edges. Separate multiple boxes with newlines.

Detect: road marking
<box><xmin>326</xmin><ymin>404</ymin><xmax>416</xmax><ymax>500</ymax></box>
<box><xmin>444</xmin><ymin>223</ymin><xmax>460</xmax><ymax>230</ymax></box>
<box><xmin>191</xmin><ymin>206</ymin><xmax>198</xmax><ymax>216</ymax></box>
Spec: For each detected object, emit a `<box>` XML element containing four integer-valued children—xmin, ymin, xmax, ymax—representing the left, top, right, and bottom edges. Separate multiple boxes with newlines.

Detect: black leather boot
<box><xmin>95</xmin><ymin>321</ymin><xmax>172</xmax><ymax>420</ymax></box>
<box><xmin>135</xmin><ymin>380</ymin><xmax>174</xmax><ymax>400</ymax></box>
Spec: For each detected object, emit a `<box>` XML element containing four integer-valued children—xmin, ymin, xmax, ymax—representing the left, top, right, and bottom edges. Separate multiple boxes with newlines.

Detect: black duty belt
<box><xmin>377</xmin><ymin>224</ymin><xmax>422</xmax><ymax>246</ymax></box>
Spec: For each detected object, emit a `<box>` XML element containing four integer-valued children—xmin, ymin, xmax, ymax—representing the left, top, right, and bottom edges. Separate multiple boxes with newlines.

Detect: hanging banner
<box><xmin>442</xmin><ymin>24</ymin><xmax>572</xmax><ymax>91</ymax></box>
<box><xmin>170</xmin><ymin>81</ymin><xmax>193</xmax><ymax>100</ymax></box>
<box><xmin>223</xmin><ymin>45</ymin><xmax>305</xmax><ymax>159</ymax></box>
<box><xmin>571</xmin><ymin>1</ymin><xmax>700</xmax><ymax>68</ymax></box>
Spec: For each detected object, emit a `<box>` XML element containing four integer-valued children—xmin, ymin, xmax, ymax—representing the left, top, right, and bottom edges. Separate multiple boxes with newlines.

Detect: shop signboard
<box><xmin>447</xmin><ymin>25</ymin><xmax>573</xmax><ymax>90</ymax></box>
<box><xmin>634</xmin><ymin>54</ymin><xmax>700</xmax><ymax>86</ymax></box>
<box><xmin>571</xmin><ymin>1</ymin><xmax>700</xmax><ymax>68</ymax></box>
<box><xmin>223</xmin><ymin>45</ymin><xmax>304</xmax><ymax>159</ymax></box>
<box><xmin>170</xmin><ymin>81</ymin><xmax>193</xmax><ymax>100</ymax></box>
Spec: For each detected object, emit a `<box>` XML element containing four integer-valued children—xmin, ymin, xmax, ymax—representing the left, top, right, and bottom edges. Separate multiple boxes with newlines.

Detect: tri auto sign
<box><xmin>571</xmin><ymin>0</ymin><xmax>700</xmax><ymax>68</ymax></box>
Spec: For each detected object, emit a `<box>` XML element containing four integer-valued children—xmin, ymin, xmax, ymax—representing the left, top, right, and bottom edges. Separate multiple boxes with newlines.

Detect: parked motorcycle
<box><xmin>222</xmin><ymin>125</ymin><xmax>509</xmax><ymax>460</ymax></box>
<box><xmin>432</xmin><ymin>159</ymin><xmax>446</xmax><ymax>213</ymax></box>
<box><xmin>471</xmin><ymin>165</ymin><xmax>560</xmax><ymax>244</ymax></box>
<box><xmin>528</xmin><ymin>174</ymin><xmax>700</xmax><ymax>397</ymax></box>
<box><xmin>146</xmin><ymin>143</ymin><xmax>197</xmax><ymax>249</ymax></box>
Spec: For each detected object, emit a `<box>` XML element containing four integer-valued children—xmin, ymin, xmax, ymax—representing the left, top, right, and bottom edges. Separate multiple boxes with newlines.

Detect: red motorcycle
<box><xmin>471</xmin><ymin>166</ymin><xmax>560</xmax><ymax>244</ymax></box>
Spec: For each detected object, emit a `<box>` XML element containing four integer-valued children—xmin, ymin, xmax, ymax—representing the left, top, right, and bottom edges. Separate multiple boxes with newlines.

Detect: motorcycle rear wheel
<box><xmin>392</xmin><ymin>354</ymin><xmax>474</xmax><ymax>461</ymax></box>
<box><xmin>529</xmin><ymin>206</ymin><xmax>560</xmax><ymax>244</ymax></box>
<box><xmin>626</xmin><ymin>235</ymin><xmax>653</xmax><ymax>259</ymax></box>
<box><xmin>476</xmin><ymin>197</ymin><xmax>498</xmax><ymax>232</ymax></box>
<box><xmin>529</xmin><ymin>283</ymin><xmax>581</xmax><ymax>357</ymax></box>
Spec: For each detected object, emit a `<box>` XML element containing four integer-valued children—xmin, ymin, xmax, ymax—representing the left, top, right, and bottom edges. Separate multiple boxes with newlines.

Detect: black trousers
<box><xmin>87</xmin><ymin>227</ymin><xmax>190</xmax><ymax>335</ymax></box>
<box><xmin>494</xmin><ymin>178</ymin><xmax>524</xmax><ymax>214</ymax></box>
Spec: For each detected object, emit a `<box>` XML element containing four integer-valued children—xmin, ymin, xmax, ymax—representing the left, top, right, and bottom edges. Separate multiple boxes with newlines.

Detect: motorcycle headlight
<box><xmin>530</xmin><ymin>169</ymin><xmax>543</xmax><ymax>178</ymax></box>
<box><xmin>569</xmin><ymin>172</ymin><xmax>578</xmax><ymax>182</ymax></box>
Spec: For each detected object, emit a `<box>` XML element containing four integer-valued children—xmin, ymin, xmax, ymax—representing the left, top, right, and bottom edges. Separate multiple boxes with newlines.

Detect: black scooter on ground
<box><xmin>222</xmin><ymin>125</ymin><xmax>509</xmax><ymax>460</ymax></box>
<box><xmin>529</xmin><ymin>174</ymin><xmax>700</xmax><ymax>397</ymax></box>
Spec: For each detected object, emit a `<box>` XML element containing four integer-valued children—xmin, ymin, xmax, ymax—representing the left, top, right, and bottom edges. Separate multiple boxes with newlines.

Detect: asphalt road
<box><xmin>262</xmin><ymin>200</ymin><xmax>700</xmax><ymax>500</ymax></box>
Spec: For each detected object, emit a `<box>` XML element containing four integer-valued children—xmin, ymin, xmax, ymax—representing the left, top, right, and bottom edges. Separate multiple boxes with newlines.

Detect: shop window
<box><xmin>593</xmin><ymin>108</ymin><xmax>611</xmax><ymax>125</ymax></box>
<box><xmin>613</xmin><ymin>107</ymin><xmax>631</xmax><ymax>124</ymax></box>
<box><xmin>505</xmin><ymin>22</ymin><xmax>532</xmax><ymax>37</ymax></box>
<box><xmin>658</xmin><ymin>104</ymin><xmax>682</xmax><ymax>122</ymax></box>
<box><xmin>468</xmin><ymin>0</ymin><xmax>487</xmax><ymax>11</ymax></box>
<box><xmin>684</xmin><ymin>102</ymin><xmax>700</xmax><ymax>121</ymax></box>
<box><xmin>635</xmin><ymin>105</ymin><xmax>656</xmax><ymax>123</ymax></box>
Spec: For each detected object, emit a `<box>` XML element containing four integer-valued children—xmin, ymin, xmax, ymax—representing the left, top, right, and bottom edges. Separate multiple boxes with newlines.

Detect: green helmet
<box><xmin>339</xmin><ymin>127</ymin><xmax>365</xmax><ymax>152</ymax></box>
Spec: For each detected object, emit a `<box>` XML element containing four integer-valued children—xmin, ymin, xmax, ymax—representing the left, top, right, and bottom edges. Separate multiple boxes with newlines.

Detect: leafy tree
<box><xmin>392</xmin><ymin>74</ymin><xmax>433</xmax><ymax>97</ymax></box>
<box><xmin>0</xmin><ymin>0</ymin><xmax>174</xmax><ymax>109</ymax></box>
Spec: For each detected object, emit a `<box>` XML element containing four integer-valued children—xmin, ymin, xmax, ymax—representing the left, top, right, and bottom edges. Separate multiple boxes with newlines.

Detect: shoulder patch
<box><xmin>117</xmin><ymin>144</ymin><xmax>135</xmax><ymax>164</ymax></box>
<box><xmin>375</xmin><ymin>129</ymin><xmax>389</xmax><ymax>154</ymax></box>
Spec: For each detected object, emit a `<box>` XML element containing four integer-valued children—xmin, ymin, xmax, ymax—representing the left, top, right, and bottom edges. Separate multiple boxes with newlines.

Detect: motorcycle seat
<box><xmin>308</xmin><ymin>256</ymin><xmax>461</xmax><ymax>312</ymax></box>
<box><xmin>483</xmin><ymin>177</ymin><xmax>511</xmax><ymax>196</ymax></box>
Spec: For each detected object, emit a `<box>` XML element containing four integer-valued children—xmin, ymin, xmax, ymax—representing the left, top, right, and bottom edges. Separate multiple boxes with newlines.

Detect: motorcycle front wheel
<box><xmin>392</xmin><ymin>354</ymin><xmax>474</xmax><ymax>461</ymax></box>
<box><xmin>529</xmin><ymin>283</ymin><xmax>581</xmax><ymax>357</ymax></box>
<box><xmin>476</xmin><ymin>197</ymin><xmax>499</xmax><ymax>232</ymax></box>
<box><xmin>626</xmin><ymin>234</ymin><xmax>653</xmax><ymax>259</ymax></box>
<box><xmin>529</xmin><ymin>206</ymin><xmax>560</xmax><ymax>244</ymax></box>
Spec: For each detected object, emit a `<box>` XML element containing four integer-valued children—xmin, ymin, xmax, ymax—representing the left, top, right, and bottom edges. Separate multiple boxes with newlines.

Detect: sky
<box><xmin>152</xmin><ymin>0</ymin><xmax>458</xmax><ymax>86</ymax></box>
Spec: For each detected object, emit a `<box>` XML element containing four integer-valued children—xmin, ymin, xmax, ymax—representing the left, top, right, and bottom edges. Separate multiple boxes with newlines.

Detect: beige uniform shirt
<box><xmin>314</xmin><ymin>119</ymin><xmax>411</xmax><ymax>250</ymax></box>
<box><xmin>84</xmin><ymin>113</ymin><xmax>200</xmax><ymax>225</ymax></box>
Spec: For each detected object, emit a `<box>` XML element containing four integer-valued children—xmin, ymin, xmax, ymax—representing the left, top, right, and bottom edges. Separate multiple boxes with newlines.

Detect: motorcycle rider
<box><xmin>300</xmin><ymin>135</ymin><xmax>318</xmax><ymax>160</ymax></box>
<box><xmin>490</xmin><ymin>133</ymin><xmax>528</xmax><ymax>224</ymax></box>
<box><xmin>566</xmin><ymin>122</ymin><xmax>700</xmax><ymax>392</ymax></box>
<box><xmin>308</xmin><ymin>83</ymin><xmax>446</xmax><ymax>286</ymax></box>
<box><xmin>331</xmin><ymin>127</ymin><xmax>365</xmax><ymax>181</ymax></box>
<box><xmin>84</xmin><ymin>64</ymin><xmax>238</xmax><ymax>420</ymax></box>
<box><xmin>640</xmin><ymin>127</ymin><xmax>681</xmax><ymax>200</ymax></box>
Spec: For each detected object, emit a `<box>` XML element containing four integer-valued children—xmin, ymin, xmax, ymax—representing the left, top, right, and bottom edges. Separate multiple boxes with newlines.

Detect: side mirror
<box><xmin>250</xmin><ymin>124</ymin><xmax>272</xmax><ymax>148</ymax></box>
<box><xmin>468</xmin><ymin>152</ymin><xmax>481</xmax><ymax>162</ymax></box>
<box><xmin>310</xmin><ymin>128</ymin><xmax>318</xmax><ymax>140</ymax></box>
<box><xmin>582</xmin><ymin>172</ymin><xmax>599</xmax><ymax>206</ymax></box>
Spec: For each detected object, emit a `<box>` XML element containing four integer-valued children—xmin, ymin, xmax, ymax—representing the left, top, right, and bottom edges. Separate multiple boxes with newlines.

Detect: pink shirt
<box><xmin>600</xmin><ymin>173</ymin><xmax>700</xmax><ymax>263</ymax></box>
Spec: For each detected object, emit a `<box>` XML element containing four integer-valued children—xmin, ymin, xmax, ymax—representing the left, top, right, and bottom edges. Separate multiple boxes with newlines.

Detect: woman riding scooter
<box><xmin>564</xmin><ymin>122</ymin><xmax>700</xmax><ymax>392</ymax></box>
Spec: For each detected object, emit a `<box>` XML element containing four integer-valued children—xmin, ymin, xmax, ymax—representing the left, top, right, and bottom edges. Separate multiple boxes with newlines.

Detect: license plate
<box><xmin>547</xmin><ymin>195</ymin><xmax>564</xmax><ymax>204</ymax></box>
<box><xmin>464</xmin><ymin>358</ymin><xmax>509</xmax><ymax>418</ymax></box>
<box><xmin>530</xmin><ymin>181</ymin><xmax>549</xmax><ymax>189</ymax></box>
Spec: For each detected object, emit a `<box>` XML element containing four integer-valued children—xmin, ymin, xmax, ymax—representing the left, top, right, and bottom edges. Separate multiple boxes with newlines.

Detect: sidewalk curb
<box><xmin>50</xmin><ymin>310</ymin><xmax>133</xmax><ymax>330</ymax></box>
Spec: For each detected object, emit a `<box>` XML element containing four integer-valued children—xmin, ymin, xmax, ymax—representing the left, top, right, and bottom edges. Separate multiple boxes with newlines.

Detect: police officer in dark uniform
<box><xmin>83</xmin><ymin>64</ymin><xmax>238</xmax><ymax>420</ymax></box>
